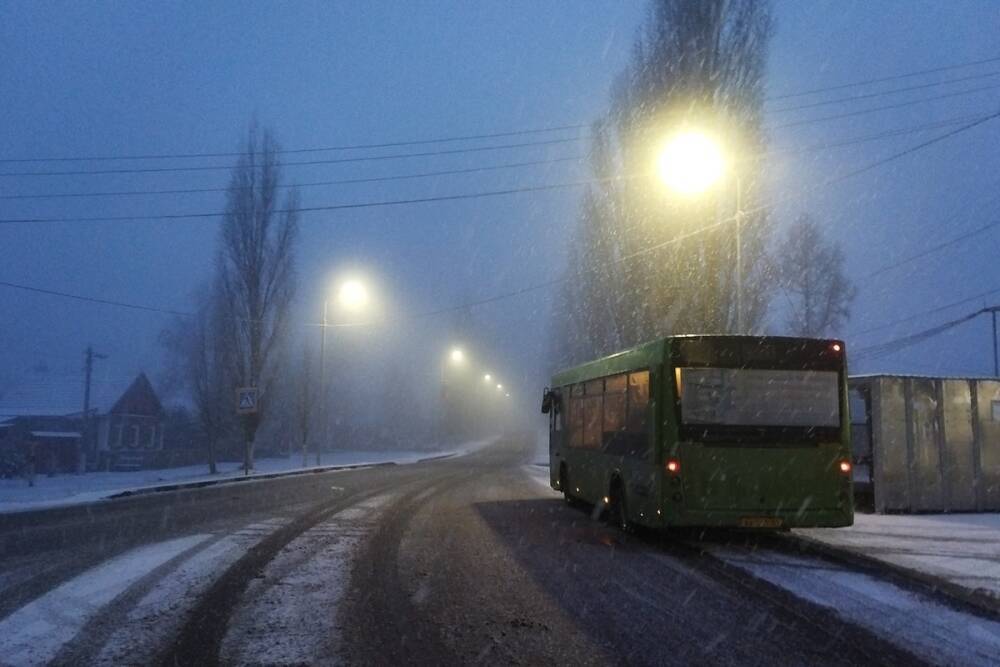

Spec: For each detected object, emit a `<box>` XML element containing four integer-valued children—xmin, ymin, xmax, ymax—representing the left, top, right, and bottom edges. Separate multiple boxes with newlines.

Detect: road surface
<box><xmin>0</xmin><ymin>434</ymin><xmax>996</xmax><ymax>666</ymax></box>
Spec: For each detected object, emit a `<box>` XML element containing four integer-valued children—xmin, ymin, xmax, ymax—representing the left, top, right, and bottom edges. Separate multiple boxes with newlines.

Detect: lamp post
<box><xmin>657</xmin><ymin>130</ymin><xmax>744</xmax><ymax>332</ymax></box>
<box><xmin>441</xmin><ymin>347</ymin><xmax>467</xmax><ymax>441</ymax></box>
<box><xmin>319</xmin><ymin>278</ymin><xmax>369</xmax><ymax>464</ymax></box>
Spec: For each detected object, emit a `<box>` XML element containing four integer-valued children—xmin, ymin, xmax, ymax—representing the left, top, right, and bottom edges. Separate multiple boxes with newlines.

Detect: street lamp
<box><xmin>320</xmin><ymin>277</ymin><xmax>371</xmax><ymax>465</ymax></box>
<box><xmin>450</xmin><ymin>347</ymin><xmax>465</xmax><ymax>364</ymax></box>
<box><xmin>337</xmin><ymin>278</ymin><xmax>369</xmax><ymax>311</ymax></box>
<box><xmin>483</xmin><ymin>373</ymin><xmax>492</xmax><ymax>382</ymax></box>
<box><xmin>656</xmin><ymin>129</ymin><xmax>744</xmax><ymax>333</ymax></box>
<box><xmin>496</xmin><ymin>383</ymin><xmax>503</xmax><ymax>391</ymax></box>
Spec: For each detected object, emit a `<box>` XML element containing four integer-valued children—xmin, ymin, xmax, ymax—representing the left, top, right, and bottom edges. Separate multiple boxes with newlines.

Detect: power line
<box><xmin>768</xmin><ymin>68</ymin><xmax>1000</xmax><ymax>114</ymax></box>
<box><xmin>0</xmin><ymin>154</ymin><xmax>584</xmax><ymax>201</ymax></box>
<box><xmin>849</xmin><ymin>286</ymin><xmax>1000</xmax><ymax>338</ymax></box>
<box><xmin>770</xmin><ymin>83</ymin><xmax>1000</xmax><ymax>130</ymax></box>
<box><xmin>766</xmin><ymin>54</ymin><xmax>1000</xmax><ymax>102</ymax></box>
<box><xmin>3</xmin><ymin>108</ymin><xmax>987</xmax><ymax>332</ymax></box>
<box><xmin>4</xmin><ymin>84</ymin><xmax>991</xmax><ymax>180</ymax></box>
<box><xmin>6</xmin><ymin>110</ymin><xmax>997</xmax><ymax>227</ymax></box>
<box><xmin>767</xmin><ymin>112</ymin><xmax>990</xmax><ymax>156</ymax></box>
<box><xmin>818</xmin><ymin>111</ymin><xmax>1000</xmax><ymax>185</ymax></box>
<box><xmin>0</xmin><ymin>136</ymin><xmax>580</xmax><ymax>178</ymax></box>
<box><xmin>0</xmin><ymin>279</ymin><xmax>191</xmax><ymax>317</ymax></box>
<box><xmin>852</xmin><ymin>308</ymin><xmax>990</xmax><ymax>361</ymax></box>
<box><xmin>0</xmin><ymin>178</ymin><xmax>596</xmax><ymax>225</ymax></box>
<box><xmin>5</xmin><ymin>110</ymin><xmax>987</xmax><ymax>203</ymax></box>
<box><xmin>2</xmin><ymin>55</ymin><xmax>997</xmax><ymax>166</ymax></box>
<box><xmin>864</xmin><ymin>211</ymin><xmax>1000</xmax><ymax>280</ymax></box>
<box><xmin>0</xmin><ymin>124</ymin><xmax>587</xmax><ymax>164</ymax></box>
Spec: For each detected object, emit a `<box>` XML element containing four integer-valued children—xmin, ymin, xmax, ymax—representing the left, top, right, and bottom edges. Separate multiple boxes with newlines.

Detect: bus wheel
<box><xmin>560</xmin><ymin>466</ymin><xmax>577</xmax><ymax>507</ymax></box>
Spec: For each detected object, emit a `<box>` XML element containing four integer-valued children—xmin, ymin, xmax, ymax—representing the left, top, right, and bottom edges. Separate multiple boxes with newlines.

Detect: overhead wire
<box><xmin>2</xmin><ymin>54</ymin><xmax>998</xmax><ymax>165</ymax></box>
<box><xmin>852</xmin><ymin>308</ymin><xmax>991</xmax><ymax>361</ymax></box>
<box><xmin>768</xmin><ymin>68</ymin><xmax>1000</xmax><ymax>114</ymax></box>
<box><xmin>770</xmin><ymin>82</ymin><xmax>1000</xmax><ymax>130</ymax></box>
<box><xmin>765</xmin><ymin>54</ymin><xmax>1000</xmax><ymax>102</ymax></box>
<box><xmin>0</xmin><ymin>136</ymin><xmax>581</xmax><ymax>178</ymax></box>
<box><xmin>4</xmin><ymin>110</ymin><xmax>997</xmax><ymax>227</ymax></box>
<box><xmin>0</xmin><ymin>110</ymin><xmax>991</xmax><ymax>203</ymax></box>
<box><xmin>4</xmin><ymin>110</ymin><xmax>995</xmax><ymax>329</ymax></box>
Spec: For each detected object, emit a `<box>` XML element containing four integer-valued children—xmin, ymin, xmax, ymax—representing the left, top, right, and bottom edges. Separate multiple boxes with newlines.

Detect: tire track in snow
<box><xmin>49</xmin><ymin>519</ymin><xmax>291</xmax><ymax>666</ymax></box>
<box><xmin>219</xmin><ymin>494</ymin><xmax>396</xmax><ymax>666</ymax></box>
<box><xmin>0</xmin><ymin>534</ymin><xmax>210</xmax><ymax>666</ymax></box>
<box><xmin>160</xmin><ymin>482</ymin><xmax>401</xmax><ymax>666</ymax></box>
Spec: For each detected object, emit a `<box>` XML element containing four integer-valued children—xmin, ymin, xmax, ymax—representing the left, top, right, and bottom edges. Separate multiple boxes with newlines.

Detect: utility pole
<box><xmin>82</xmin><ymin>345</ymin><xmax>107</xmax><ymax>472</ymax></box>
<box><xmin>992</xmin><ymin>307</ymin><xmax>999</xmax><ymax>378</ymax></box>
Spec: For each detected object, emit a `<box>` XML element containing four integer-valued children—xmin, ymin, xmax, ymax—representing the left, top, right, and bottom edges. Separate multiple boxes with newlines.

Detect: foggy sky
<box><xmin>2</xmin><ymin>0</ymin><xmax>999</xmax><ymax>412</ymax></box>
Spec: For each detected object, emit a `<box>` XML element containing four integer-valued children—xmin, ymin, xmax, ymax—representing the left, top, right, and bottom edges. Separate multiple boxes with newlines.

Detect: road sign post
<box><xmin>236</xmin><ymin>387</ymin><xmax>259</xmax><ymax>476</ymax></box>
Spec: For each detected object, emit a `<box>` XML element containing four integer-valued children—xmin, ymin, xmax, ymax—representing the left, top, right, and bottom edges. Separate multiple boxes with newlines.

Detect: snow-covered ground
<box><xmin>0</xmin><ymin>439</ymin><xmax>496</xmax><ymax>514</ymax></box>
<box><xmin>797</xmin><ymin>512</ymin><xmax>1000</xmax><ymax>599</ymax></box>
<box><xmin>705</xmin><ymin>545</ymin><xmax>1000</xmax><ymax>665</ymax></box>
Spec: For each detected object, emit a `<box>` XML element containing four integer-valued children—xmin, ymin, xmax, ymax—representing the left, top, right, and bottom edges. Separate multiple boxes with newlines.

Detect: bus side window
<box><xmin>602</xmin><ymin>374</ymin><xmax>627</xmax><ymax>452</ymax></box>
<box><xmin>568</xmin><ymin>384</ymin><xmax>584</xmax><ymax>448</ymax></box>
<box><xmin>626</xmin><ymin>370</ymin><xmax>651</xmax><ymax>459</ymax></box>
<box><xmin>582</xmin><ymin>379</ymin><xmax>603</xmax><ymax>449</ymax></box>
<box><xmin>552</xmin><ymin>388</ymin><xmax>563</xmax><ymax>432</ymax></box>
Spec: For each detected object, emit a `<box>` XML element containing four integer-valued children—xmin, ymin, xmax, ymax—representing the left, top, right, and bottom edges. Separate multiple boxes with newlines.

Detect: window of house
<box><xmin>131</xmin><ymin>425</ymin><xmax>140</xmax><ymax>449</ymax></box>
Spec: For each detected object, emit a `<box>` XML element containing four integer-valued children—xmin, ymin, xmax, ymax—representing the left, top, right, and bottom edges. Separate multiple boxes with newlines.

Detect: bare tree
<box><xmin>294</xmin><ymin>343</ymin><xmax>318</xmax><ymax>466</ymax></box>
<box><xmin>160</xmin><ymin>283</ymin><xmax>234</xmax><ymax>474</ymax></box>
<box><xmin>777</xmin><ymin>214</ymin><xmax>856</xmax><ymax>337</ymax></box>
<box><xmin>218</xmin><ymin>126</ymin><xmax>299</xmax><ymax>473</ymax></box>
<box><xmin>559</xmin><ymin>0</ymin><xmax>775</xmax><ymax>362</ymax></box>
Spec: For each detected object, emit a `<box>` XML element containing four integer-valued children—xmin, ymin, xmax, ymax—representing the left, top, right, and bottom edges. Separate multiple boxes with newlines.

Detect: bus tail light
<box><xmin>666</xmin><ymin>459</ymin><xmax>680</xmax><ymax>475</ymax></box>
<box><xmin>838</xmin><ymin>460</ymin><xmax>852</xmax><ymax>475</ymax></box>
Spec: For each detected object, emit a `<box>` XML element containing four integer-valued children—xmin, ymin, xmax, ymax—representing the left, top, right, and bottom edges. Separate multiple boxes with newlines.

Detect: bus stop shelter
<box><xmin>849</xmin><ymin>374</ymin><xmax>1000</xmax><ymax>513</ymax></box>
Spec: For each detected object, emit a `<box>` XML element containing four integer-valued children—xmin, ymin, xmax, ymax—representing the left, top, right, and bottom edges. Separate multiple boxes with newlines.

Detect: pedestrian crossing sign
<box><xmin>236</xmin><ymin>387</ymin><xmax>258</xmax><ymax>414</ymax></box>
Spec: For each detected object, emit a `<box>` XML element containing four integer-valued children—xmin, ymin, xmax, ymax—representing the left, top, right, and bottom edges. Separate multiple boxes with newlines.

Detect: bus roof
<box><xmin>551</xmin><ymin>334</ymin><xmax>843</xmax><ymax>386</ymax></box>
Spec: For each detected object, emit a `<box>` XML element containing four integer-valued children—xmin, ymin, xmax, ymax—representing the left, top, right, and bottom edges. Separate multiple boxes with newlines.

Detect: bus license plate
<box><xmin>739</xmin><ymin>517</ymin><xmax>783</xmax><ymax>529</ymax></box>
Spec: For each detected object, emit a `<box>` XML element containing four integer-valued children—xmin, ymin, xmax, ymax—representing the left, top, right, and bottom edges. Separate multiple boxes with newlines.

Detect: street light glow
<box><xmin>656</xmin><ymin>130</ymin><xmax>725</xmax><ymax>195</ymax></box>
<box><xmin>484</xmin><ymin>373</ymin><xmax>492</xmax><ymax>382</ymax></box>
<box><xmin>496</xmin><ymin>383</ymin><xmax>503</xmax><ymax>391</ymax></box>
<box><xmin>450</xmin><ymin>348</ymin><xmax>465</xmax><ymax>364</ymax></box>
<box><xmin>337</xmin><ymin>279</ymin><xmax>369</xmax><ymax>311</ymax></box>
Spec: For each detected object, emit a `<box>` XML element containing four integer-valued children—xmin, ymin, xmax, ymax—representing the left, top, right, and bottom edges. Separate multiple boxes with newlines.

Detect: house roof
<box><xmin>0</xmin><ymin>372</ymin><xmax>160</xmax><ymax>418</ymax></box>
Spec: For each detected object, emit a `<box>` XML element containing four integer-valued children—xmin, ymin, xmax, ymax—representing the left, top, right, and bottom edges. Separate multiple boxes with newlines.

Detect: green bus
<box><xmin>541</xmin><ymin>335</ymin><xmax>853</xmax><ymax>530</ymax></box>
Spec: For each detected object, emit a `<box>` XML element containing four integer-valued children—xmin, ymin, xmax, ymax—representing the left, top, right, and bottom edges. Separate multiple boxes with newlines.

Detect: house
<box><xmin>0</xmin><ymin>372</ymin><xmax>166</xmax><ymax>473</ymax></box>
<box><xmin>0</xmin><ymin>416</ymin><xmax>82</xmax><ymax>476</ymax></box>
<box><xmin>91</xmin><ymin>373</ymin><xmax>165</xmax><ymax>471</ymax></box>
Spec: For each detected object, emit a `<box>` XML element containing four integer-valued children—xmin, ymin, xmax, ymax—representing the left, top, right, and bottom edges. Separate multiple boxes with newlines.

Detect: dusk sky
<box><xmin>2</xmin><ymin>1</ymin><xmax>1000</xmax><ymax>411</ymax></box>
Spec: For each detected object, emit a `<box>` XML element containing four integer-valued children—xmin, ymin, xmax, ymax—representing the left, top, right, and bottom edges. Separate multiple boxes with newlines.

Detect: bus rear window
<box><xmin>677</xmin><ymin>368</ymin><xmax>839</xmax><ymax>428</ymax></box>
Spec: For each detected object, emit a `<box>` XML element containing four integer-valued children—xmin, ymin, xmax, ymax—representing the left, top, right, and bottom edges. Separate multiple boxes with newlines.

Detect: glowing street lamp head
<box><xmin>449</xmin><ymin>348</ymin><xmax>465</xmax><ymax>364</ymax></box>
<box><xmin>484</xmin><ymin>373</ymin><xmax>492</xmax><ymax>382</ymax></box>
<box><xmin>656</xmin><ymin>131</ymin><xmax>725</xmax><ymax>196</ymax></box>
<box><xmin>496</xmin><ymin>383</ymin><xmax>503</xmax><ymax>391</ymax></box>
<box><xmin>337</xmin><ymin>279</ymin><xmax>369</xmax><ymax>311</ymax></box>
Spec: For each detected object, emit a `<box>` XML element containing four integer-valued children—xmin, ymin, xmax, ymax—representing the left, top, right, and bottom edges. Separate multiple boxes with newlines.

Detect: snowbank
<box><xmin>796</xmin><ymin>512</ymin><xmax>1000</xmax><ymax>600</ymax></box>
<box><xmin>0</xmin><ymin>442</ymin><xmax>492</xmax><ymax>513</ymax></box>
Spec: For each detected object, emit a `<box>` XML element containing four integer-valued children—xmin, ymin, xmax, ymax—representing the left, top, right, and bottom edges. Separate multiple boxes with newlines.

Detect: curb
<box><xmin>782</xmin><ymin>530</ymin><xmax>1000</xmax><ymax>620</ymax></box>
<box><xmin>1</xmin><ymin>451</ymin><xmax>457</xmax><ymax>516</ymax></box>
<box><xmin>104</xmin><ymin>460</ymin><xmax>397</xmax><ymax>500</ymax></box>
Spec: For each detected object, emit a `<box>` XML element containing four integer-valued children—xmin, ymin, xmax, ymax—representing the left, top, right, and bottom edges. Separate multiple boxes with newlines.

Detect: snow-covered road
<box><xmin>1</xmin><ymin>436</ymin><xmax>997</xmax><ymax>666</ymax></box>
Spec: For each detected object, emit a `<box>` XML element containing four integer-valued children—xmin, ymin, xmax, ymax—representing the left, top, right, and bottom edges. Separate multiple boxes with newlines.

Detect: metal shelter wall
<box><xmin>850</xmin><ymin>375</ymin><xmax>1000</xmax><ymax>512</ymax></box>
